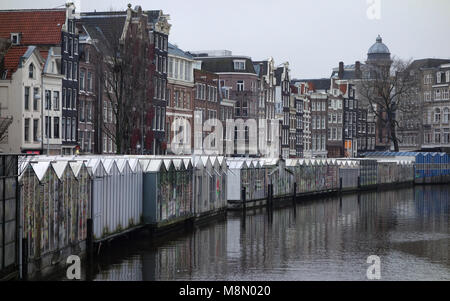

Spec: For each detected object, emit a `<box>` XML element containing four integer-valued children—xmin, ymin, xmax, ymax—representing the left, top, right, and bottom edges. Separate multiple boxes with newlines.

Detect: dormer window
<box><xmin>29</xmin><ymin>63</ymin><xmax>34</xmax><ymax>79</ymax></box>
<box><xmin>11</xmin><ymin>33</ymin><xmax>20</xmax><ymax>45</ymax></box>
<box><xmin>234</xmin><ymin>60</ymin><xmax>246</xmax><ymax>71</ymax></box>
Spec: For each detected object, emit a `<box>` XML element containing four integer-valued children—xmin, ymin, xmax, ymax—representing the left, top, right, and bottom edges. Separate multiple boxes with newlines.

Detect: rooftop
<box><xmin>292</xmin><ymin>78</ymin><xmax>331</xmax><ymax>91</ymax></box>
<box><xmin>2</xmin><ymin>45</ymin><xmax>29</xmax><ymax>79</ymax></box>
<box><xmin>195</xmin><ymin>56</ymin><xmax>256</xmax><ymax>74</ymax></box>
<box><xmin>168</xmin><ymin>43</ymin><xmax>193</xmax><ymax>60</ymax></box>
<box><xmin>79</xmin><ymin>13</ymin><xmax>127</xmax><ymax>56</ymax></box>
<box><xmin>368</xmin><ymin>35</ymin><xmax>390</xmax><ymax>55</ymax></box>
<box><xmin>0</xmin><ymin>9</ymin><xmax>66</xmax><ymax>45</ymax></box>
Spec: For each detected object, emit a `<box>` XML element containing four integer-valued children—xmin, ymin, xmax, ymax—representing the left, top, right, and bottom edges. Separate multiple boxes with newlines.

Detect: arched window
<box><xmin>29</xmin><ymin>63</ymin><xmax>34</xmax><ymax>78</ymax></box>
<box><xmin>444</xmin><ymin>107</ymin><xmax>449</xmax><ymax>124</ymax></box>
<box><xmin>434</xmin><ymin>108</ymin><xmax>441</xmax><ymax>123</ymax></box>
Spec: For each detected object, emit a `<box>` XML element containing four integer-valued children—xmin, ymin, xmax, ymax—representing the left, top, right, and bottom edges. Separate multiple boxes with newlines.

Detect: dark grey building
<box><xmin>146</xmin><ymin>10</ymin><xmax>171</xmax><ymax>155</ymax></box>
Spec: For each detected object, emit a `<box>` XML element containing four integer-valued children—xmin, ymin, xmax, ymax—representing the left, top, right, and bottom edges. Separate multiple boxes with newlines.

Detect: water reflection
<box><xmin>87</xmin><ymin>186</ymin><xmax>449</xmax><ymax>281</ymax></box>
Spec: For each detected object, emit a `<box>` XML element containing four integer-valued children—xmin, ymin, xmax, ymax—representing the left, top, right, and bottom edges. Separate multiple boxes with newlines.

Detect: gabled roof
<box><xmin>79</xmin><ymin>12</ymin><xmax>127</xmax><ymax>56</ymax></box>
<box><xmin>172</xmin><ymin>158</ymin><xmax>184</xmax><ymax>170</ymax></box>
<box><xmin>2</xmin><ymin>45</ymin><xmax>28</xmax><ymax>79</ymax></box>
<box><xmin>31</xmin><ymin>161</ymin><xmax>51</xmax><ymax>181</ymax></box>
<box><xmin>145</xmin><ymin>10</ymin><xmax>162</xmax><ymax>24</ymax></box>
<box><xmin>0</xmin><ymin>9</ymin><xmax>66</xmax><ymax>45</ymax></box>
<box><xmin>69</xmin><ymin>161</ymin><xmax>85</xmax><ymax>178</ymax></box>
<box><xmin>102</xmin><ymin>158</ymin><xmax>119</xmax><ymax>174</ymax></box>
<box><xmin>146</xmin><ymin>159</ymin><xmax>166</xmax><ymax>172</ymax></box>
<box><xmin>51</xmin><ymin>161</ymin><xmax>68</xmax><ymax>179</ymax></box>
<box><xmin>253</xmin><ymin>60</ymin><xmax>268</xmax><ymax>77</ymax></box>
<box><xmin>275</xmin><ymin>67</ymin><xmax>283</xmax><ymax>85</ymax></box>
<box><xmin>86</xmin><ymin>158</ymin><xmax>107</xmax><ymax>177</ymax></box>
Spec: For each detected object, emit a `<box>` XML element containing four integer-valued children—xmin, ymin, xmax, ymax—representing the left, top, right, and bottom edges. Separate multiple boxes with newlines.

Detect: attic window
<box><xmin>11</xmin><ymin>33</ymin><xmax>20</xmax><ymax>45</ymax></box>
<box><xmin>29</xmin><ymin>64</ymin><xmax>34</xmax><ymax>79</ymax></box>
<box><xmin>234</xmin><ymin>60</ymin><xmax>245</xmax><ymax>71</ymax></box>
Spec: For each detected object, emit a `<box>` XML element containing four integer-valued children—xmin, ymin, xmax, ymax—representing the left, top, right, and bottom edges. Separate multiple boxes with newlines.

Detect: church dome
<box><xmin>367</xmin><ymin>35</ymin><xmax>391</xmax><ymax>61</ymax></box>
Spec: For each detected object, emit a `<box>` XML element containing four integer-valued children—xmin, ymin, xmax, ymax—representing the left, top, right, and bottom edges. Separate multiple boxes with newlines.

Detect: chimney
<box><xmin>355</xmin><ymin>61</ymin><xmax>361</xmax><ymax>79</ymax></box>
<box><xmin>338</xmin><ymin>62</ymin><xmax>344</xmax><ymax>79</ymax></box>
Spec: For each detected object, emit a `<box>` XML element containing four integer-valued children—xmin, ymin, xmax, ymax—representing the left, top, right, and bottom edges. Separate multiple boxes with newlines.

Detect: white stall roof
<box><xmin>18</xmin><ymin>156</ymin><xmax>34</xmax><ymax>175</ymax></box>
<box><xmin>229</xmin><ymin>160</ymin><xmax>248</xmax><ymax>170</ymax></box>
<box><xmin>327</xmin><ymin>159</ymin><xmax>337</xmax><ymax>165</ymax></box>
<box><xmin>183</xmin><ymin>158</ymin><xmax>193</xmax><ymax>169</ymax></box>
<box><xmin>286</xmin><ymin>159</ymin><xmax>298</xmax><ymax>167</ymax></box>
<box><xmin>102</xmin><ymin>159</ymin><xmax>119</xmax><ymax>175</ymax></box>
<box><xmin>146</xmin><ymin>159</ymin><xmax>166</xmax><ymax>172</ymax></box>
<box><xmin>138</xmin><ymin>158</ymin><xmax>151</xmax><ymax>171</ymax></box>
<box><xmin>86</xmin><ymin>158</ymin><xmax>107</xmax><ymax>177</ymax></box>
<box><xmin>69</xmin><ymin>161</ymin><xmax>82</xmax><ymax>177</ymax></box>
<box><xmin>52</xmin><ymin>161</ymin><xmax>68</xmax><ymax>179</ymax></box>
<box><xmin>31</xmin><ymin>161</ymin><xmax>51</xmax><ymax>181</ymax></box>
<box><xmin>163</xmin><ymin>159</ymin><xmax>174</xmax><ymax>171</ymax></box>
<box><xmin>200</xmin><ymin>156</ymin><xmax>210</xmax><ymax>168</ymax></box>
<box><xmin>172</xmin><ymin>158</ymin><xmax>184</xmax><ymax>170</ymax></box>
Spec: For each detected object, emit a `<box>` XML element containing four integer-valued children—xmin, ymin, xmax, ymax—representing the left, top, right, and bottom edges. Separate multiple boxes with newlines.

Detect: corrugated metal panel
<box><xmin>0</xmin><ymin>155</ymin><xmax>19</xmax><ymax>279</ymax></box>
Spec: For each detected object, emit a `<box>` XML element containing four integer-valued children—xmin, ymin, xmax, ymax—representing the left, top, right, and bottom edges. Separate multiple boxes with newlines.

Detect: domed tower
<box><xmin>365</xmin><ymin>35</ymin><xmax>393</xmax><ymax>151</ymax></box>
<box><xmin>366</xmin><ymin>35</ymin><xmax>392</xmax><ymax>73</ymax></box>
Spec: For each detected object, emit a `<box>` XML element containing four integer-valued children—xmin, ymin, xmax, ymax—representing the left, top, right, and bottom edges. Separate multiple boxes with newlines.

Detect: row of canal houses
<box><xmin>0</xmin><ymin>2</ymin><xmax>385</xmax><ymax>160</ymax></box>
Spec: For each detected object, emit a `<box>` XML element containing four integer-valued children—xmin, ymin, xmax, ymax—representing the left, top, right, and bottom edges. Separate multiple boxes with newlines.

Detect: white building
<box><xmin>166</xmin><ymin>42</ymin><xmax>195</xmax><ymax>154</ymax></box>
<box><xmin>0</xmin><ymin>46</ymin><xmax>44</xmax><ymax>153</ymax></box>
<box><xmin>42</xmin><ymin>47</ymin><xmax>64</xmax><ymax>154</ymax></box>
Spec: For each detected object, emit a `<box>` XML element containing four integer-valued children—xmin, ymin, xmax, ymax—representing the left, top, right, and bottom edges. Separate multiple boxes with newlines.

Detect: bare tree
<box><xmin>0</xmin><ymin>114</ymin><xmax>13</xmax><ymax>145</ymax></box>
<box><xmin>357</xmin><ymin>57</ymin><xmax>420</xmax><ymax>152</ymax></box>
<box><xmin>0</xmin><ymin>38</ymin><xmax>13</xmax><ymax>146</ymax></box>
<box><xmin>94</xmin><ymin>13</ymin><xmax>152</xmax><ymax>154</ymax></box>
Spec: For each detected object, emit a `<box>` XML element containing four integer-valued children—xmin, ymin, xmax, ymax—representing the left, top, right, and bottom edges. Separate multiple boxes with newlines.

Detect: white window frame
<box><xmin>233</xmin><ymin>60</ymin><xmax>246</xmax><ymax>71</ymax></box>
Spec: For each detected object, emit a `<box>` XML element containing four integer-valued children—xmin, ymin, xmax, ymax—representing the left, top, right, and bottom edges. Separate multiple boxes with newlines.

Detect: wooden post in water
<box><xmin>21</xmin><ymin>237</ymin><xmax>28</xmax><ymax>281</ymax></box>
<box><xmin>293</xmin><ymin>183</ymin><xmax>297</xmax><ymax>216</ymax></box>
<box><xmin>242</xmin><ymin>187</ymin><xmax>246</xmax><ymax>213</ymax></box>
<box><xmin>86</xmin><ymin>219</ymin><xmax>93</xmax><ymax>259</ymax></box>
<box><xmin>269</xmin><ymin>184</ymin><xmax>273</xmax><ymax>211</ymax></box>
<box><xmin>86</xmin><ymin>218</ymin><xmax>94</xmax><ymax>281</ymax></box>
<box><xmin>241</xmin><ymin>187</ymin><xmax>246</xmax><ymax>229</ymax></box>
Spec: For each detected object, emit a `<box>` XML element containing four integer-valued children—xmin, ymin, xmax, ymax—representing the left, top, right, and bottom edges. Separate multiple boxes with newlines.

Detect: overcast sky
<box><xmin>2</xmin><ymin>0</ymin><xmax>450</xmax><ymax>79</ymax></box>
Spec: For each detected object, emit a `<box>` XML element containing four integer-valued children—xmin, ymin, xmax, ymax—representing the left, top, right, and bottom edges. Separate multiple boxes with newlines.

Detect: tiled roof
<box><xmin>2</xmin><ymin>45</ymin><xmax>28</xmax><ymax>79</ymax></box>
<box><xmin>0</xmin><ymin>9</ymin><xmax>66</xmax><ymax>45</ymax></box>
<box><xmin>39</xmin><ymin>50</ymin><xmax>48</xmax><ymax>61</ymax></box>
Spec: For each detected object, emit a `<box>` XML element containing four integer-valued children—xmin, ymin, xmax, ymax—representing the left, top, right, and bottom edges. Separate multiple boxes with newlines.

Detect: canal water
<box><xmin>78</xmin><ymin>185</ymin><xmax>449</xmax><ymax>281</ymax></box>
